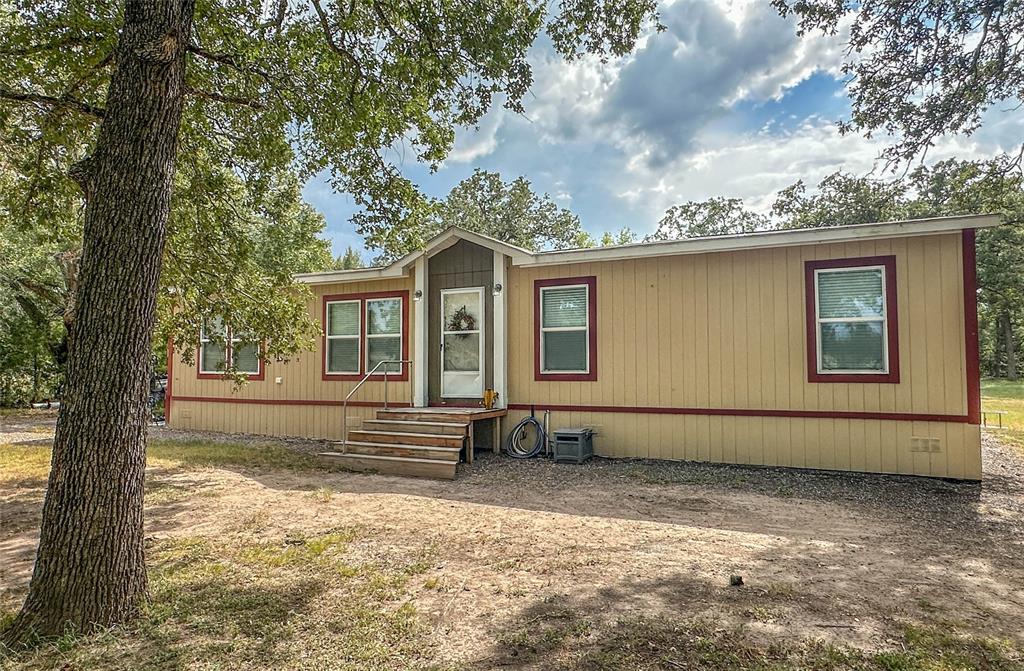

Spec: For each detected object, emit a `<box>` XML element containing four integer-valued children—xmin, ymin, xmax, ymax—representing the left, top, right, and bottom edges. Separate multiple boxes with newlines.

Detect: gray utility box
<box><xmin>552</xmin><ymin>428</ymin><xmax>595</xmax><ymax>464</ymax></box>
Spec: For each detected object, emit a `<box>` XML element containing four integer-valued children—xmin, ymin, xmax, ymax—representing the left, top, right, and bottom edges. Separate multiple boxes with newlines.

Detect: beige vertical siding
<box><xmin>169</xmin><ymin>231</ymin><xmax>982</xmax><ymax>479</ymax></box>
<box><xmin>169</xmin><ymin>278</ymin><xmax>414</xmax><ymax>440</ymax></box>
<box><xmin>505</xmin><ymin>232</ymin><xmax>981</xmax><ymax>479</ymax></box>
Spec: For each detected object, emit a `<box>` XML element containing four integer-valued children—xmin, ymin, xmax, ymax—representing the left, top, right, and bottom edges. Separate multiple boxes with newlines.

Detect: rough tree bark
<box><xmin>3</xmin><ymin>0</ymin><xmax>195</xmax><ymax>644</ymax></box>
<box><xmin>1001</xmin><ymin>311</ymin><xmax>1018</xmax><ymax>381</ymax></box>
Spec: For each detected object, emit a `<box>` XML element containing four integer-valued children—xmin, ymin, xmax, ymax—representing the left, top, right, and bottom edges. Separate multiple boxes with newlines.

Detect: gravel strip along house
<box><xmin>167</xmin><ymin>214</ymin><xmax>998</xmax><ymax>480</ymax></box>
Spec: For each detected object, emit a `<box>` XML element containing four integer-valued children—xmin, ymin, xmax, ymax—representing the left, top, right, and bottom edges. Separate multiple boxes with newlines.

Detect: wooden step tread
<box><xmin>332</xmin><ymin>441</ymin><xmax>461</xmax><ymax>458</ymax></box>
<box><xmin>363</xmin><ymin>420</ymin><xmax>470</xmax><ymax>428</ymax></box>
<box><xmin>318</xmin><ymin>452</ymin><xmax>457</xmax><ymax>480</ymax></box>
<box><xmin>319</xmin><ymin>451</ymin><xmax>451</xmax><ymax>464</ymax></box>
<box><xmin>335</xmin><ymin>440</ymin><xmax>461</xmax><ymax>451</ymax></box>
<box><xmin>354</xmin><ymin>430</ymin><xmax>466</xmax><ymax>439</ymax></box>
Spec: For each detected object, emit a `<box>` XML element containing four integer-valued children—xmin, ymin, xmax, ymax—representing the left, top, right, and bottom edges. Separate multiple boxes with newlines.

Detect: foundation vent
<box><xmin>910</xmin><ymin>436</ymin><xmax>942</xmax><ymax>453</ymax></box>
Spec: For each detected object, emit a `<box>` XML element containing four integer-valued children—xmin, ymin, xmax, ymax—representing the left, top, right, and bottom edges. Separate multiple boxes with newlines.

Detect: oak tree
<box><xmin>0</xmin><ymin>0</ymin><xmax>658</xmax><ymax>643</ymax></box>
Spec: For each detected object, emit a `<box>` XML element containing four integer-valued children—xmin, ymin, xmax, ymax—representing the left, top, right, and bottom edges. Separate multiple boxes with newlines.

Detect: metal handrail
<box><xmin>340</xmin><ymin>359</ymin><xmax>413</xmax><ymax>453</ymax></box>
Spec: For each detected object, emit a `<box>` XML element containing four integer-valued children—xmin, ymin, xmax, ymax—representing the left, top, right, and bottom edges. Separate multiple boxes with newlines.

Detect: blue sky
<box><xmin>303</xmin><ymin>0</ymin><xmax>1024</xmax><ymax>261</ymax></box>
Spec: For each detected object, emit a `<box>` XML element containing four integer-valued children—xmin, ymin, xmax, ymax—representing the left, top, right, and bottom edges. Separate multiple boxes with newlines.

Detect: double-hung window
<box><xmin>535</xmin><ymin>276</ymin><xmax>597</xmax><ymax>381</ymax></box>
<box><xmin>325</xmin><ymin>300</ymin><xmax>360</xmax><ymax>375</ymax></box>
<box><xmin>323</xmin><ymin>291</ymin><xmax>408</xmax><ymax>380</ymax></box>
<box><xmin>199</xmin><ymin>318</ymin><xmax>261</xmax><ymax>377</ymax></box>
<box><xmin>366</xmin><ymin>297</ymin><xmax>402</xmax><ymax>374</ymax></box>
<box><xmin>806</xmin><ymin>256</ymin><xmax>899</xmax><ymax>383</ymax></box>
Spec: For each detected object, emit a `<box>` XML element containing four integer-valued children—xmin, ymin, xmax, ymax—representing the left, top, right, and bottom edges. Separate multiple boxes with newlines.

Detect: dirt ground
<box><xmin>2</xmin><ymin>413</ymin><xmax>1023</xmax><ymax>668</ymax></box>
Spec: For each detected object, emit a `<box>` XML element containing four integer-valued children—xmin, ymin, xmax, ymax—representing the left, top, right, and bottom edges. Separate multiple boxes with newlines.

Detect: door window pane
<box><xmin>443</xmin><ymin>292</ymin><xmax>481</xmax><ymax>332</ymax></box>
<box><xmin>444</xmin><ymin>333</ymin><xmax>480</xmax><ymax>371</ymax></box>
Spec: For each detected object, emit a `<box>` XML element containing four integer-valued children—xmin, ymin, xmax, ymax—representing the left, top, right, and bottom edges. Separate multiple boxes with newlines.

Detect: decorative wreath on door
<box><xmin>446</xmin><ymin>305</ymin><xmax>477</xmax><ymax>337</ymax></box>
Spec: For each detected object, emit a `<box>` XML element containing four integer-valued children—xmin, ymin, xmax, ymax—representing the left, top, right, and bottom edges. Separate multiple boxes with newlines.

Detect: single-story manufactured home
<box><xmin>167</xmin><ymin>214</ymin><xmax>997</xmax><ymax>480</ymax></box>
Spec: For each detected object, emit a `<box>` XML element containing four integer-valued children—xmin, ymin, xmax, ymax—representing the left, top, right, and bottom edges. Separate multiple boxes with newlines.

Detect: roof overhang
<box><xmin>295</xmin><ymin>214</ymin><xmax>1000</xmax><ymax>284</ymax></box>
<box><xmin>514</xmin><ymin>214</ymin><xmax>1001</xmax><ymax>267</ymax></box>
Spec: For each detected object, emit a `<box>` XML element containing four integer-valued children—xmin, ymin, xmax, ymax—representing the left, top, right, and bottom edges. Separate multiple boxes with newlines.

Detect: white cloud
<box><xmin>447</xmin><ymin>107</ymin><xmax>507</xmax><ymax>163</ymax></box>
<box><xmin>606</xmin><ymin>103</ymin><xmax>1024</xmax><ymax>234</ymax></box>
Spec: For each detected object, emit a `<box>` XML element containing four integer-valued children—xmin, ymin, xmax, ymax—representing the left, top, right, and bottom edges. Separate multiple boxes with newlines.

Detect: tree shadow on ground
<box><xmin>468</xmin><ymin>570</ymin><xmax>1023</xmax><ymax>670</ymax></box>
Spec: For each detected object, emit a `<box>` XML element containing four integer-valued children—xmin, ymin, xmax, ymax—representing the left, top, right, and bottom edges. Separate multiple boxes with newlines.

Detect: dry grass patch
<box><xmin>483</xmin><ymin>611</ymin><xmax>1020</xmax><ymax>670</ymax></box>
<box><xmin>2</xmin><ymin>530</ymin><xmax>450</xmax><ymax>670</ymax></box>
<box><xmin>0</xmin><ymin>439</ymin><xmax>332</xmax><ymax>488</ymax></box>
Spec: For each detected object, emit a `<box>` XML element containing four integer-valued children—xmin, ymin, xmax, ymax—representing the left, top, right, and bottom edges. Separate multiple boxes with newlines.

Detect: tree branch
<box><xmin>0</xmin><ymin>86</ymin><xmax>105</xmax><ymax>118</ymax></box>
<box><xmin>184</xmin><ymin>85</ymin><xmax>265</xmax><ymax>110</ymax></box>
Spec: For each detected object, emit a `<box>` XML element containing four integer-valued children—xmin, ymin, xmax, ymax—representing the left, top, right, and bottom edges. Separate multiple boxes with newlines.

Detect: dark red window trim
<box><xmin>321</xmin><ymin>290</ymin><xmax>409</xmax><ymax>382</ymax></box>
<box><xmin>534</xmin><ymin>276</ymin><xmax>597</xmax><ymax>382</ymax></box>
<box><xmin>197</xmin><ymin>326</ymin><xmax>265</xmax><ymax>381</ymax></box>
<box><xmin>805</xmin><ymin>255</ymin><xmax>900</xmax><ymax>384</ymax></box>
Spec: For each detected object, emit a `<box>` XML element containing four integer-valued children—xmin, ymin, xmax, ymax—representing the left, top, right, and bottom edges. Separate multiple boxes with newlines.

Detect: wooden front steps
<box><xmin>319</xmin><ymin>410</ymin><xmax>471</xmax><ymax>480</ymax></box>
<box><xmin>346</xmin><ymin>430</ymin><xmax>465</xmax><ymax>448</ymax></box>
<box><xmin>362</xmin><ymin>419</ymin><xmax>468</xmax><ymax>435</ymax></box>
<box><xmin>319</xmin><ymin>453</ymin><xmax>458</xmax><ymax>480</ymax></box>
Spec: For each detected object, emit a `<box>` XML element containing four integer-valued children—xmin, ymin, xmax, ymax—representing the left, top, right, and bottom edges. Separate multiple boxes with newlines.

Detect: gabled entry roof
<box><xmin>294</xmin><ymin>214</ymin><xmax>1000</xmax><ymax>285</ymax></box>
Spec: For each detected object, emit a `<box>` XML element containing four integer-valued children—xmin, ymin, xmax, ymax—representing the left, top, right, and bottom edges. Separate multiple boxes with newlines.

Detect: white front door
<box><xmin>440</xmin><ymin>287</ymin><xmax>485</xmax><ymax>398</ymax></box>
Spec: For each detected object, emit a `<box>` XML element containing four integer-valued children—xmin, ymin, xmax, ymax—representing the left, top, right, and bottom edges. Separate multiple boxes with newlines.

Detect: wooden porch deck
<box><xmin>377</xmin><ymin>407</ymin><xmax>507</xmax><ymax>464</ymax></box>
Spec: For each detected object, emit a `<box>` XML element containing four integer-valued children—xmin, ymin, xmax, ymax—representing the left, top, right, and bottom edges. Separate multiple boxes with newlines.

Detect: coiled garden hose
<box><xmin>504</xmin><ymin>414</ymin><xmax>547</xmax><ymax>459</ymax></box>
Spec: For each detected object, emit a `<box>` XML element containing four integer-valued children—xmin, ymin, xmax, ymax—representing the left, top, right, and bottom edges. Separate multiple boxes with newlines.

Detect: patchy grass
<box><xmin>2</xmin><ymin>531</ymin><xmax>447</xmax><ymax>670</ymax></box>
<box><xmin>0</xmin><ymin>444</ymin><xmax>52</xmax><ymax>486</ymax></box>
<box><xmin>486</xmin><ymin>612</ymin><xmax>1021</xmax><ymax>670</ymax></box>
<box><xmin>0</xmin><ymin>439</ymin><xmax>333</xmax><ymax>487</ymax></box>
<box><xmin>982</xmin><ymin>378</ymin><xmax>1024</xmax><ymax>450</ymax></box>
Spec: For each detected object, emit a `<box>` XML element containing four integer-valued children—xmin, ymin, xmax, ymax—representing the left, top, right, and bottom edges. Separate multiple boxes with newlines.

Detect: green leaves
<box><xmin>0</xmin><ymin>0</ymin><xmax>659</xmax><ymax>380</ymax></box>
<box><xmin>772</xmin><ymin>0</ymin><xmax>1024</xmax><ymax>166</ymax></box>
<box><xmin>648</xmin><ymin>198</ymin><xmax>768</xmax><ymax>240</ymax></box>
<box><xmin>357</xmin><ymin>168</ymin><xmax>593</xmax><ymax>261</ymax></box>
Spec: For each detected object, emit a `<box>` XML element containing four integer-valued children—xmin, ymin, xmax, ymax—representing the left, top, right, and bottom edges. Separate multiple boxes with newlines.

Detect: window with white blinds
<box><xmin>199</xmin><ymin>318</ymin><xmax>227</xmax><ymax>374</ymax></box>
<box><xmin>815</xmin><ymin>266</ymin><xmax>888</xmax><ymax>373</ymax></box>
<box><xmin>200</xmin><ymin>318</ymin><xmax>261</xmax><ymax>376</ymax></box>
<box><xmin>540</xmin><ymin>284</ymin><xmax>590</xmax><ymax>373</ymax></box>
<box><xmin>366</xmin><ymin>297</ymin><xmax>402</xmax><ymax>374</ymax></box>
<box><xmin>325</xmin><ymin>300</ymin><xmax>360</xmax><ymax>374</ymax></box>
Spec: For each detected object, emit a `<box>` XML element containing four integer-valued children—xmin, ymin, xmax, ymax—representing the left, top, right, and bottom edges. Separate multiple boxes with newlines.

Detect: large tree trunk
<box><xmin>3</xmin><ymin>1</ymin><xmax>194</xmax><ymax>644</ymax></box>
<box><xmin>1002</xmin><ymin>311</ymin><xmax>1018</xmax><ymax>381</ymax></box>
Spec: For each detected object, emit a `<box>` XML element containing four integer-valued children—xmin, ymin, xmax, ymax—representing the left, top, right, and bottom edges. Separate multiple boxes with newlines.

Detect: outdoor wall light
<box><xmin>492</xmin><ymin>283</ymin><xmax>503</xmax><ymax>296</ymax></box>
<box><xmin>413</xmin><ymin>289</ymin><xmax>423</xmax><ymax>301</ymax></box>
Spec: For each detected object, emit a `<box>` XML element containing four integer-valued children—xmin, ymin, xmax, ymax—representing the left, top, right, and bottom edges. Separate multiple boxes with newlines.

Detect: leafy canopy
<box><xmin>772</xmin><ymin>0</ymin><xmax>1024</xmax><ymax>166</ymax></box>
<box><xmin>361</xmin><ymin>168</ymin><xmax>594</xmax><ymax>261</ymax></box>
<box><xmin>0</xmin><ymin>0</ymin><xmax>659</xmax><ymax>372</ymax></box>
<box><xmin>647</xmin><ymin>197</ymin><xmax>768</xmax><ymax>240</ymax></box>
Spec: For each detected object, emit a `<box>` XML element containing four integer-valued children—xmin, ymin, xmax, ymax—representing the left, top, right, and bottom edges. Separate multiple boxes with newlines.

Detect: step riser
<box><xmin>344</xmin><ymin>444</ymin><xmax>460</xmax><ymax>461</ymax></box>
<box><xmin>321</xmin><ymin>454</ymin><xmax>456</xmax><ymax>480</ymax></box>
<box><xmin>362</xmin><ymin>421</ymin><xmax>467</xmax><ymax>436</ymax></box>
<box><xmin>348</xmin><ymin>431</ymin><xmax>464</xmax><ymax>448</ymax></box>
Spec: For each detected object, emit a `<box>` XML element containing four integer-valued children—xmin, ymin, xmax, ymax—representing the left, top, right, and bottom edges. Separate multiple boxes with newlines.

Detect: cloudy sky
<box><xmin>303</xmin><ymin>0</ymin><xmax>1024</xmax><ymax>260</ymax></box>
